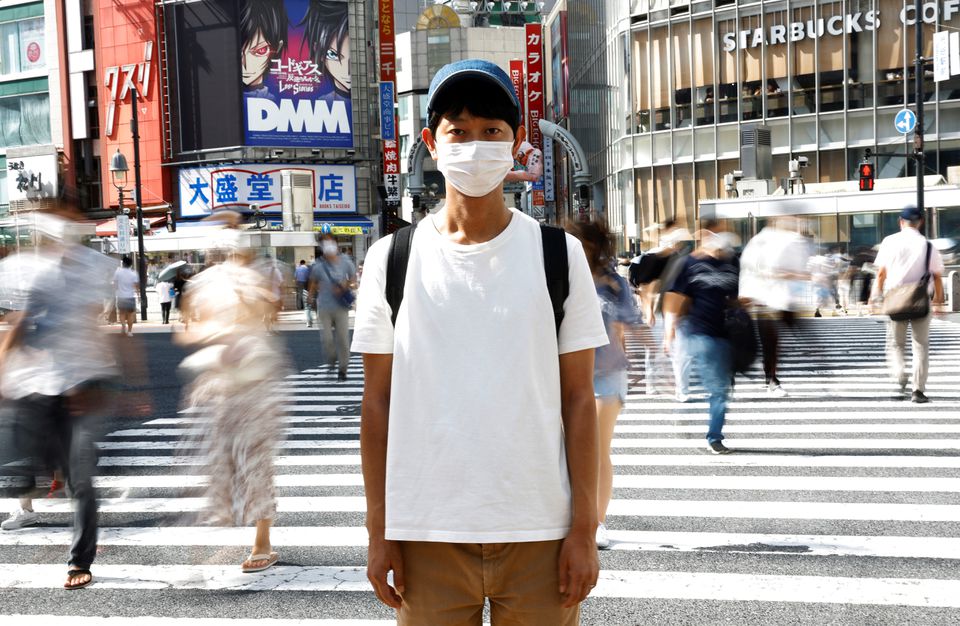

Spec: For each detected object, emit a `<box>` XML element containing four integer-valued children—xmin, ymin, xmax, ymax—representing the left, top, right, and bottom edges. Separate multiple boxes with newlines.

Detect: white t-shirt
<box><xmin>874</xmin><ymin>227</ymin><xmax>944</xmax><ymax>292</ymax></box>
<box><xmin>351</xmin><ymin>209</ymin><xmax>608</xmax><ymax>543</ymax></box>
<box><xmin>113</xmin><ymin>267</ymin><xmax>139</xmax><ymax>299</ymax></box>
<box><xmin>156</xmin><ymin>280</ymin><xmax>174</xmax><ymax>304</ymax></box>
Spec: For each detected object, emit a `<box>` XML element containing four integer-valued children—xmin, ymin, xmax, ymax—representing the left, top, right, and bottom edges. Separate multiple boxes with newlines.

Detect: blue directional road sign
<box><xmin>895</xmin><ymin>109</ymin><xmax>917</xmax><ymax>134</ymax></box>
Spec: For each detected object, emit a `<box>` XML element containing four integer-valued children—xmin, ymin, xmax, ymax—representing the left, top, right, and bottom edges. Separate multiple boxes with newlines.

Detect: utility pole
<box><xmin>132</xmin><ymin>87</ymin><xmax>148</xmax><ymax>321</ymax></box>
<box><xmin>914</xmin><ymin>0</ymin><xmax>926</xmax><ymax>235</ymax></box>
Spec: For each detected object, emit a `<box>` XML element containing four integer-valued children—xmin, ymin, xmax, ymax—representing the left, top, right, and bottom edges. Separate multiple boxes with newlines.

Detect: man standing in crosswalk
<box><xmin>872</xmin><ymin>206</ymin><xmax>945</xmax><ymax>403</ymax></box>
<box><xmin>352</xmin><ymin>59</ymin><xmax>608</xmax><ymax>624</ymax></box>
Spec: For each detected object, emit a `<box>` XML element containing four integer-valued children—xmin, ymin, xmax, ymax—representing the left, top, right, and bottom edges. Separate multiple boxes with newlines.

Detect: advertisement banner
<box><xmin>550</xmin><ymin>11</ymin><xmax>569</xmax><ymax>121</ymax></box>
<box><xmin>509</xmin><ymin>59</ymin><xmax>525</xmax><ymax>125</ymax></box>
<box><xmin>178</xmin><ymin>163</ymin><xmax>357</xmax><ymax>217</ymax></box>
<box><xmin>379</xmin><ymin>81</ymin><xmax>396</xmax><ymax>141</ymax></box>
<box><xmin>241</xmin><ymin>0</ymin><xmax>352</xmax><ymax>148</ymax></box>
<box><xmin>116</xmin><ymin>215</ymin><xmax>131</xmax><ymax>254</ymax></box>
<box><xmin>18</xmin><ymin>19</ymin><xmax>45</xmax><ymax>71</ymax></box>
<box><xmin>378</xmin><ymin>0</ymin><xmax>396</xmax><ymax>82</ymax></box>
<box><xmin>543</xmin><ymin>136</ymin><xmax>555</xmax><ymax>203</ymax></box>
<box><xmin>525</xmin><ymin>23</ymin><xmax>545</xmax><ymax>198</ymax></box>
<box><xmin>383</xmin><ymin>139</ymin><xmax>400</xmax><ymax>203</ymax></box>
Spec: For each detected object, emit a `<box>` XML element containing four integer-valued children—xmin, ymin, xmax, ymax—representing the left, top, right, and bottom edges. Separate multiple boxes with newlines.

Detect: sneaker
<box><xmin>707</xmin><ymin>440</ymin><xmax>731</xmax><ymax>455</ymax></box>
<box><xmin>675</xmin><ymin>391</ymin><xmax>690</xmax><ymax>403</ymax></box>
<box><xmin>767</xmin><ymin>381</ymin><xmax>788</xmax><ymax>397</ymax></box>
<box><xmin>596</xmin><ymin>523</ymin><xmax>610</xmax><ymax>550</ymax></box>
<box><xmin>337</xmin><ymin>371</ymin><xmax>348</xmax><ymax>382</ymax></box>
<box><xmin>1</xmin><ymin>509</ymin><xmax>40</xmax><ymax>530</ymax></box>
<box><xmin>911</xmin><ymin>390</ymin><xmax>930</xmax><ymax>404</ymax></box>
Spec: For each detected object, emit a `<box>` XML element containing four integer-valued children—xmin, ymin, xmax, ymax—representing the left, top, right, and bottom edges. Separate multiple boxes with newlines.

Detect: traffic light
<box><xmin>858</xmin><ymin>161</ymin><xmax>875</xmax><ymax>191</ymax></box>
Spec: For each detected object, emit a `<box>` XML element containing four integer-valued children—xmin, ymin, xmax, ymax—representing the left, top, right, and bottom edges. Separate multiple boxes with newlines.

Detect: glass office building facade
<box><xmin>565</xmin><ymin>0</ymin><xmax>960</xmax><ymax>251</ymax></box>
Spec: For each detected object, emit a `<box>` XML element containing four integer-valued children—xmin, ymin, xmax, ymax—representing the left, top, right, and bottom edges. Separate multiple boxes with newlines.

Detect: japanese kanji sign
<box><xmin>379</xmin><ymin>0</ymin><xmax>400</xmax><ymax>203</ymax></box>
<box><xmin>178</xmin><ymin>164</ymin><xmax>357</xmax><ymax>217</ymax></box>
<box><xmin>379</xmin><ymin>82</ymin><xmax>396</xmax><ymax>142</ymax></box>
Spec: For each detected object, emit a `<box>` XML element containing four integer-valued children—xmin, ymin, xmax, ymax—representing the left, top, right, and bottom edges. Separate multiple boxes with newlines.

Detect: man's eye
<box><xmin>252</xmin><ymin>44</ymin><xmax>271</xmax><ymax>57</ymax></box>
<box><xmin>325</xmin><ymin>49</ymin><xmax>340</xmax><ymax>61</ymax></box>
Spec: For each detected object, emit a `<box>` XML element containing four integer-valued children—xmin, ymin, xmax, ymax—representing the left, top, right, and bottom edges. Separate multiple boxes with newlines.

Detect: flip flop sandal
<box><xmin>241</xmin><ymin>552</ymin><xmax>279</xmax><ymax>573</ymax></box>
<box><xmin>64</xmin><ymin>569</ymin><xmax>93</xmax><ymax>590</ymax></box>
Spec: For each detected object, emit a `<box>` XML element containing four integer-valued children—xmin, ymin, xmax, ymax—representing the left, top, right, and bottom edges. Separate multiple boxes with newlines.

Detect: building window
<box><xmin>0</xmin><ymin>93</ymin><xmax>51</xmax><ymax>147</ymax></box>
<box><xmin>692</xmin><ymin>18</ymin><xmax>714</xmax><ymax>126</ymax></box>
<box><xmin>0</xmin><ymin>18</ymin><xmax>45</xmax><ymax>76</ymax></box>
<box><xmin>631</xmin><ymin>29</ymin><xmax>650</xmax><ymax>133</ymax></box>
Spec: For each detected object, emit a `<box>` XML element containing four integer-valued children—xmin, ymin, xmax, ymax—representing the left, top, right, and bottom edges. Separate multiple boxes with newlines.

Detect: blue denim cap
<box><xmin>426</xmin><ymin>59</ymin><xmax>522</xmax><ymax>124</ymax></box>
<box><xmin>900</xmin><ymin>206</ymin><xmax>923</xmax><ymax>221</ymax></box>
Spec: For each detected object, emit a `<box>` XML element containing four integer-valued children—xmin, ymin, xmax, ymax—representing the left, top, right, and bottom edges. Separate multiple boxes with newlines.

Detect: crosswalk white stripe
<box><xmin>86</xmin><ymin>453</ymin><xmax>960</xmax><ymax>468</ymax></box>
<box><xmin>610</xmin><ymin>438</ymin><xmax>960</xmax><ymax>449</ymax></box>
<box><xmin>27</xmin><ymin>496</ymin><xmax>960</xmax><ymax>521</ymax></box>
<box><xmin>3</xmin><ymin>527</ymin><xmax>959</xmax><ymax>561</ymax></box>
<box><xmin>619</xmin><ymin>400</ymin><xmax>960</xmax><ymax>409</ymax></box>
<box><xmin>7</xmin><ymin>615</ymin><xmax>397</xmax><ymax>626</ymax></box>
<box><xmin>94</xmin><ymin>441</ymin><xmax>360</xmax><ymax>451</ymax></box>
<box><xmin>105</xmin><ymin>424</ymin><xmax>960</xmax><ymax>437</ymax></box>
<box><xmin>7</xmin><ymin>473</ymin><xmax>952</xmax><ymax>493</ymax></box>
<box><xmin>2</xmin><ymin>564</ymin><xmax>959</xmax><ymax>607</ymax></box>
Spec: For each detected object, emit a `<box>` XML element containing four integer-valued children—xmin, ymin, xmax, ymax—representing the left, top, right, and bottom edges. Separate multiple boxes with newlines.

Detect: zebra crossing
<box><xmin>1</xmin><ymin>317</ymin><xmax>960</xmax><ymax>624</ymax></box>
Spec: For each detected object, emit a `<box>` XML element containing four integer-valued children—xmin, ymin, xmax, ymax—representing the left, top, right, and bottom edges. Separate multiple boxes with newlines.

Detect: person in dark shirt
<box><xmin>663</xmin><ymin>229</ymin><xmax>740</xmax><ymax>454</ymax></box>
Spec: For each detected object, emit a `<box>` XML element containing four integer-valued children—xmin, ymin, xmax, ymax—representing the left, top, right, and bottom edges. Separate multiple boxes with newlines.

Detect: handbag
<box><xmin>882</xmin><ymin>242</ymin><xmax>931</xmax><ymax>322</ymax></box>
<box><xmin>319</xmin><ymin>259</ymin><xmax>356</xmax><ymax>309</ymax></box>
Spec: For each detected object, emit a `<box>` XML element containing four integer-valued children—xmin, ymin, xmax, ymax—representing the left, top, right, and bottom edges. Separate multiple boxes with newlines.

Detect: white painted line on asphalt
<box><xmin>620</xmin><ymin>400</ymin><xmax>960</xmax><ymax>409</ymax></box>
<box><xmin>0</xmin><ymin>526</ymin><xmax>368</xmax><ymax>547</ymax></box>
<box><xmin>27</xmin><ymin>496</ymin><xmax>960</xmax><ymax>521</ymax></box>
<box><xmin>611</xmin><ymin>474</ymin><xmax>960</xmax><ymax>492</ymax></box>
<box><xmin>105</xmin><ymin>427</ymin><xmax>361</xmax><ymax>438</ymax></box>
<box><xmin>2</xmin><ymin>565</ymin><xmax>959</xmax><ymax>607</ymax></box>
<box><xmin>0</xmin><ymin>473</ymin><xmax>364</xmax><ymax>490</ymax></box>
<box><xmin>604</xmin><ymin>530</ymin><xmax>960</xmax><ymax>559</ymax></box>
<box><xmin>610</xmin><ymin>438</ymin><xmax>960</xmax><ymax>450</ymax></box>
<box><xmin>592</xmin><ymin>569</ymin><xmax>960</xmax><ymax>607</ymax></box>
<box><xmin>4</xmin><ymin>618</ymin><xmax>391</xmax><ymax>626</ymax></box>
<box><xmin>604</xmin><ymin>499</ymin><xmax>960</xmax><ymax>521</ymax></box>
<box><xmin>95</xmin><ymin>441</ymin><xmax>360</xmax><ymax>451</ymax></box>
<box><xmin>614</xmin><ymin>424</ymin><xmax>960</xmax><ymax>433</ymax></box>
<box><xmin>93</xmin><ymin>455</ymin><xmax>363</xmax><ymax>467</ymax></box>
<box><xmin>616</xmin><ymin>412</ymin><xmax>960</xmax><ymax>421</ymax></box>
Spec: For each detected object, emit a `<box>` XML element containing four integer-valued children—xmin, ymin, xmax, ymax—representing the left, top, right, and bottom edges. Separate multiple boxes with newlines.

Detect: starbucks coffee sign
<box><xmin>722</xmin><ymin>0</ymin><xmax>960</xmax><ymax>52</ymax></box>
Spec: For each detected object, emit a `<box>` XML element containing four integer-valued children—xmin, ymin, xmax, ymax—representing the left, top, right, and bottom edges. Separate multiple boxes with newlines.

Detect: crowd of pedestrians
<box><xmin>0</xmin><ymin>58</ymin><xmax>952</xmax><ymax>625</ymax></box>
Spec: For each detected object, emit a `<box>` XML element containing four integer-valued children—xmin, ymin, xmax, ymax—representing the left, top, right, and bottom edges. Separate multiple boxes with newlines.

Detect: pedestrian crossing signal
<box><xmin>858</xmin><ymin>162</ymin><xmax>875</xmax><ymax>191</ymax></box>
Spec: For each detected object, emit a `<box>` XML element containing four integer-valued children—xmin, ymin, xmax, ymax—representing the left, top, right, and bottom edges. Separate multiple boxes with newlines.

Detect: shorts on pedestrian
<box><xmin>397</xmin><ymin>540</ymin><xmax>579</xmax><ymax>626</ymax></box>
<box><xmin>116</xmin><ymin>297</ymin><xmax>136</xmax><ymax>313</ymax></box>
<box><xmin>594</xmin><ymin>369</ymin><xmax>628</xmax><ymax>403</ymax></box>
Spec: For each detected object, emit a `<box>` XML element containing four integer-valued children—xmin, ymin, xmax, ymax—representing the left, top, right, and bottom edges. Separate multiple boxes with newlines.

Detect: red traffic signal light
<box><xmin>858</xmin><ymin>161</ymin><xmax>875</xmax><ymax>191</ymax></box>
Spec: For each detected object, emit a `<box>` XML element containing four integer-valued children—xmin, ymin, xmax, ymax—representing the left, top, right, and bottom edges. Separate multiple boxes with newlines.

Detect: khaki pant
<box><xmin>316</xmin><ymin>306</ymin><xmax>350</xmax><ymax>373</ymax></box>
<box><xmin>397</xmin><ymin>540</ymin><xmax>579</xmax><ymax>626</ymax></box>
<box><xmin>887</xmin><ymin>313</ymin><xmax>931</xmax><ymax>392</ymax></box>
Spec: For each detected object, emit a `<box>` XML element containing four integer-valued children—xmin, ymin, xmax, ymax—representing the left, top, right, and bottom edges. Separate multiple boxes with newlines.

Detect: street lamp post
<box><xmin>109</xmin><ymin>91</ymin><xmax>149</xmax><ymax>321</ymax></box>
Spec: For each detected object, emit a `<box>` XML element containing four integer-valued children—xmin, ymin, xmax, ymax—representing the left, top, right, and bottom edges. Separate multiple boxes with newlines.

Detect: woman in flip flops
<box><xmin>175</xmin><ymin>226</ymin><xmax>289</xmax><ymax>573</ymax></box>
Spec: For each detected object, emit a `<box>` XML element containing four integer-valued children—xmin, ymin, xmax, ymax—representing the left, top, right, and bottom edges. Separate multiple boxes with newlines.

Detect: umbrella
<box><xmin>0</xmin><ymin>252</ymin><xmax>57</xmax><ymax>311</ymax></box>
<box><xmin>157</xmin><ymin>260</ymin><xmax>186</xmax><ymax>282</ymax></box>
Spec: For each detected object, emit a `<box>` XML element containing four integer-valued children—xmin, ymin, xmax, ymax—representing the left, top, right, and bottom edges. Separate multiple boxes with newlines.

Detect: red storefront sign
<box><xmin>509</xmin><ymin>59</ymin><xmax>525</xmax><ymax>126</ymax></box>
<box><xmin>379</xmin><ymin>0</ymin><xmax>399</xmax><ymax>202</ymax></box>
<box><xmin>525</xmin><ymin>23</ymin><xmax>545</xmax><ymax>200</ymax></box>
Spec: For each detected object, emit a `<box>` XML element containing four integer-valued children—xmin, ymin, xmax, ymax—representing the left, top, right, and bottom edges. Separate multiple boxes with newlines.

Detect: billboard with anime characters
<box><xmin>241</xmin><ymin>0</ymin><xmax>352</xmax><ymax>148</ymax></box>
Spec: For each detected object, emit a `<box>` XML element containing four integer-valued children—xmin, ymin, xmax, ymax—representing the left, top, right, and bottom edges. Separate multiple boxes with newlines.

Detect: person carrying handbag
<box><xmin>309</xmin><ymin>234</ymin><xmax>357</xmax><ymax>382</ymax></box>
<box><xmin>871</xmin><ymin>206</ymin><xmax>945</xmax><ymax>403</ymax></box>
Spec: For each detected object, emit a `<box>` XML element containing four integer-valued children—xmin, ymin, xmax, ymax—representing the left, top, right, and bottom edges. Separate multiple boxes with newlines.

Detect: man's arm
<box><xmin>661</xmin><ymin>291</ymin><xmax>690</xmax><ymax>355</ymax></box>
<box><xmin>360</xmin><ymin>353</ymin><xmax>404</xmax><ymax>608</ymax></box>
<box><xmin>933</xmin><ymin>273</ymin><xmax>945</xmax><ymax>306</ymax></box>
<box><xmin>557</xmin><ymin>347</ymin><xmax>600</xmax><ymax>608</ymax></box>
<box><xmin>872</xmin><ymin>266</ymin><xmax>887</xmax><ymax>300</ymax></box>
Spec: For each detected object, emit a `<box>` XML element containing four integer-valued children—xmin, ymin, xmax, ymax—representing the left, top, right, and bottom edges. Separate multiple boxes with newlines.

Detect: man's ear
<box><xmin>421</xmin><ymin>127</ymin><xmax>438</xmax><ymax>160</ymax></box>
<box><xmin>512</xmin><ymin>125</ymin><xmax>526</xmax><ymax>155</ymax></box>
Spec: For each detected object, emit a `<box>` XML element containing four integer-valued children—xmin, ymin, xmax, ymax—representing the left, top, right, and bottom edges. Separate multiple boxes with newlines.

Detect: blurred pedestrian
<box><xmin>0</xmin><ymin>240</ymin><xmax>116</xmax><ymax>589</ymax></box>
<box><xmin>739</xmin><ymin>218</ymin><xmax>811</xmax><ymax>397</ymax></box>
<box><xmin>663</xmin><ymin>228</ymin><xmax>740</xmax><ymax>454</ymax></box>
<box><xmin>871</xmin><ymin>207</ymin><xmax>945</xmax><ymax>403</ymax></box>
<box><xmin>567</xmin><ymin>220</ymin><xmax>640</xmax><ymax>550</ymax></box>
<box><xmin>295</xmin><ymin>259</ymin><xmax>310</xmax><ymax>310</ymax></box>
<box><xmin>113</xmin><ymin>255</ymin><xmax>139</xmax><ymax>336</ymax></box>
<box><xmin>156</xmin><ymin>277</ymin><xmax>174</xmax><ymax>325</ymax></box>
<box><xmin>309</xmin><ymin>235</ymin><xmax>356</xmax><ymax>382</ymax></box>
<box><xmin>175</xmin><ymin>234</ymin><xmax>288</xmax><ymax>572</ymax></box>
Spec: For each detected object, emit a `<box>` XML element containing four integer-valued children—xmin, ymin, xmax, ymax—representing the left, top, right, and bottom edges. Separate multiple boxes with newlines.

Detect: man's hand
<box><xmin>367</xmin><ymin>537</ymin><xmax>404</xmax><ymax>609</ymax></box>
<box><xmin>558</xmin><ymin>527</ymin><xmax>600</xmax><ymax>608</ymax></box>
<box><xmin>662</xmin><ymin>334</ymin><xmax>673</xmax><ymax>357</ymax></box>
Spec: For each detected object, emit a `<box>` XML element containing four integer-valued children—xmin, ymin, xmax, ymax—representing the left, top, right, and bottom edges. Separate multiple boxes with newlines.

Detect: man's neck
<box><xmin>434</xmin><ymin>188</ymin><xmax>512</xmax><ymax>245</ymax></box>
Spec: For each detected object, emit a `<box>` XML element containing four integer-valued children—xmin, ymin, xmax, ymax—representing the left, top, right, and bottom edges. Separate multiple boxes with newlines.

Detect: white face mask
<box><xmin>435</xmin><ymin>141</ymin><xmax>515</xmax><ymax>198</ymax></box>
<box><xmin>322</xmin><ymin>241</ymin><xmax>338</xmax><ymax>256</ymax></box>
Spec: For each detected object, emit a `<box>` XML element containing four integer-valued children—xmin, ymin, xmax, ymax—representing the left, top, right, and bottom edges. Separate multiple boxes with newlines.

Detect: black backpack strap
<box><xmin>386</xmin><ymin>224</ymin><xmax>416</xmax><ymax>326</ymax></box>
<box><xmin>540</xmin><ymin>224</ymin><xmax>569</xmax><ymax>336</ymax></box>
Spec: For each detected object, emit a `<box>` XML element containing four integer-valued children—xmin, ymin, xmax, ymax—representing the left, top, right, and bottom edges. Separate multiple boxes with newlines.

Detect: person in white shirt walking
<box><xmin>352</xmin><ymin>59</ymin><xmax>607</xmax><ymax>625</ymax></box>
<box><xmin>156</xmin><ymin>278</ymin><xmax>174</xmax><ymax>324</ymax></box>
<box><xmin>872</xmin><ymin>206</ymin><xmax>945</xmax><ymax>403</ymax></box>
<box><xmin>112</xmin><ymin>256</ymin><xmax>139</xmax><ymax>336</ymax></box>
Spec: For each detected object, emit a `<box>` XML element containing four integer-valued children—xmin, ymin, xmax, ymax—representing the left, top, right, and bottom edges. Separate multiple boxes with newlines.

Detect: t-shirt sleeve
<box><xmin>873</xmin><ymin>238</ymin><xmax>891</xmax><ymax>270</ymax></box>
<box><xmin>557</xmin><ymin>235</ymin><xmax>609</xmax><ymax>355</ymax></box>
<box><xmin>350</xmin><ymin>236</ymin><xmax>395</xmax><ymax>354</ymax></box>
<box><xmin>666</xmin><ymin>257</ymin><xmax>692</xmax><ymax>296</ymax></box>
<box><xmin>929</xmin><ymin>245</ymin><xmax>945</xmax><ymax>275</ymax></box>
